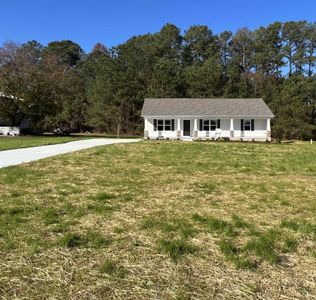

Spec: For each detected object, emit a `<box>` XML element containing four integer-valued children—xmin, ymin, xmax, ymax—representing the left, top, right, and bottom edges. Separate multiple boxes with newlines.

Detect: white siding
<box><xmin>221</xmin><ymin>119</ymin><xmax>230</xmax><ymax>131</ymax></box>
<box><xmin>255</xmin><ymin>119</ymin><xmax>266</xmax><ymax>130</ymax></box>
<box><xmin>0</xmin><ymin>127</ymin><xmax>20</xmax><ymax>136</ymax></box>
<box><xmin>146</xmin><ymin>118</ymin><xmax>178</xmax><ymax>139</ymax></box>
<box><xmin>144</xmin><ymin>117</ymin><xmax>270</xmax><ymax>141</ymax></box>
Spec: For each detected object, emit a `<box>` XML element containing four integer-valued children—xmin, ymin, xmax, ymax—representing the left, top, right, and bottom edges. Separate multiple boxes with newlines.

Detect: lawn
<box><xmin>0</xmin><ymin>136</ymin><xmax>86</xmax><ymax>151</ymax></box>
<box><xmin>0</xmin><ymin>141</ymin><xmax>315</xmax><ymax>299</ymax></box>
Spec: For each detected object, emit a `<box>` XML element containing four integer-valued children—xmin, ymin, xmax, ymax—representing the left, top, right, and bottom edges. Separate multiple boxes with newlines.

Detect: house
<box><xmin>0</xmin><ymin>92</ymin><xmax>27</xmax><ymax>136</ymax></box>
<box><xmin>0</xmin><ymin>120</ymin><xmax>20</xmax><ymax>136</ymax></box>
<box><xmin>141</xmin><ymin>98</ymin><xmax>274</xmax><ymax>141</ymax></box>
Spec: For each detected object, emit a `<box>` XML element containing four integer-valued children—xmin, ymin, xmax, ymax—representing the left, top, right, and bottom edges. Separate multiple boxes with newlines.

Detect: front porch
<box><xmin>144</xmin><ymin>118</ymin><xmax>271</xmax><ymax>141</ymax></box>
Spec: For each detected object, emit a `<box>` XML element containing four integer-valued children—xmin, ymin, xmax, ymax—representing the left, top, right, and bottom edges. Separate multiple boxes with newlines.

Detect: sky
<box><xmin>0</xmin><ymin>0</ymin><xmax>315</xmax><ymax>52</ymax></box>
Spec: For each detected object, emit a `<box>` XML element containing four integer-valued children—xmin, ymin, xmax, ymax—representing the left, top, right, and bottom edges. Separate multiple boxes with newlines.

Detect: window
<box><xmin>243</xmin><ymin>119</ymin><xmax>254</xmax><ymax>131</ymax></box>
<box><xmin>165</xmin><ymin>119</ymin><xmax>171</xmax><ymax>131</ymax></box>
<box><xmin>203</xmin><ymin>120</ymin><xmax>210</xmax><ymax>131</ymax></box>
<box><xmin>154</xmin><ymin>119</ymin><xmax>174</xmax><ymax>131</ymax></box>
<box><xmin>210</xmin><ymin>120</ymin><xmax>217</xmax><ymax>131</ymax></box>
<box><xmin>202</xmin><ymin>119</ymin><xmax>217</xmax><ymax>131</ymax></box>
<box><xmin>157</xmin><ymin>120</ymin><xmax>164</xmax><ymax>131</ymax></box>
<box><xmin>244</xmin><ymin>119</ymin><xmax>251</xmax><ymax>131</ymax></box>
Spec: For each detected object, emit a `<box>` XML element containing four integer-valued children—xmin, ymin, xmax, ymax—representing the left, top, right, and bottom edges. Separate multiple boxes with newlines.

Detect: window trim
<box><xmin>154</xmin><ymin>119</ymin><xmax>174</xmax><ymax>131</ymax></box>
<box><xmin>210</xmin><ymin>120</ymin><xmax>217</xmax><ymax>131</ymax></box>
<box><xmin>201</xmin><ymin>119</ymin><xmax>220</xmax><ymax>131</ymax></box>
<box><xmin>157</xmin><ymin>119</ymin><xmax>164</xmax><ymax>131</ymax></box>
<box><xmin>243</xmin><ymin>119</ymin><xmax>254</xmax><ymax>131</ymax></box>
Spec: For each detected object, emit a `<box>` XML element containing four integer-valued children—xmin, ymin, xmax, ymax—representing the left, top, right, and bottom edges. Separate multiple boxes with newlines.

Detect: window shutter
<box><xmin>171</xmin><ymin>119</ymin><xmax>175</xmax><ymax>131</ymax></box>
<box><xmin>154</xmin><ymin>119</ymin><xmax>157</xmax><ymax>131</ymax></box>
<box><xmin>251</xmin><ymin>119</ymin><xmax>255</xmax><ymax>131</ymax></box>
<box><xmin>217</xmin><ymin>119</ymin><xmax>221</xmax><ymax>129</ymax></box>
<box><xmin>241</xmin><ymin>119</ymin><xmax>244</xmax><ymax>131</ymax></box>
<box><xmin>199</xmin><ymin>119</ymin><xmax>203</xmax><ymax>131</ymax></box>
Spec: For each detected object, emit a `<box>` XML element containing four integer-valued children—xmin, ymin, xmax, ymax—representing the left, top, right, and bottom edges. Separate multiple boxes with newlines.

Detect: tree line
<box><xmin>0</xmin><ymin>21</ymin><xmax>315</xmax><ymax>139</ymax></box>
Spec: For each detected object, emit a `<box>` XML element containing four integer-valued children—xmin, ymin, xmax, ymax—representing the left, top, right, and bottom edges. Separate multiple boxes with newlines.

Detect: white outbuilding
<box><xmin>141</xmin><ymin>98</ymin><xmax>274</xmax><ymax>141</ymax></box>
<box><xmin>0</xmin><ymin>92</ymin><xmax>26</xmax><ymax>136</ymax></box>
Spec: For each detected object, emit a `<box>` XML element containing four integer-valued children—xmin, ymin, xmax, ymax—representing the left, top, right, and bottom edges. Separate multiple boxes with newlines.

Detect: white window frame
<box><xmin>203</xmin><ymin>119</ymin><xmax>217</xmax><ymax>131</ymax></box>
<box><xmin>157</xmin><ymin>119</ymin><xmax>173</xmax><ymax>131</ymax></box>
<box><xmin>157</xmin><ymin>119</ymin><xmax>164</xmax><ymax>131</ymax></box>
<box><xmin>210</xmin><ymin>120</ymin><xmax>217</xmax><ymax>131</ymax></box>
<box><xmin>244</xmin><ymin>119</ymin><xmax>252</xmax><ymax>131</ymax></box>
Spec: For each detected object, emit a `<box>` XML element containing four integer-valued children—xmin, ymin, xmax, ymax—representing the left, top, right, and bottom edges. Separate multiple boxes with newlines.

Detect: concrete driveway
<box><xmin>0</xmin><ymin>138</ymin><xmax>140</xmax><ymax>168</ymax></box>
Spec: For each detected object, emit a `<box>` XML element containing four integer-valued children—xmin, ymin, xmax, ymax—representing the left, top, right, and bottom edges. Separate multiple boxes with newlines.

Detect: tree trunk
<box><xmin>116</xmin><ymin>122</ymin><xmax>121</xmax><ymax>139</ymax></box>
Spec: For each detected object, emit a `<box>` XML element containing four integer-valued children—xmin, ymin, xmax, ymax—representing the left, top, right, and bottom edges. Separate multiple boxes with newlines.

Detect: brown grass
<box><xmin>0</xmin><ymin>141</ymin><xmax>315</xmax><ymax>299</ymax></box>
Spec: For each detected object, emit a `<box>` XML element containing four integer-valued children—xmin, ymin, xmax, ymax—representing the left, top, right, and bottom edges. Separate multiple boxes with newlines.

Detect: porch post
<box><xmin>230</xmin><ymin>118</ymin><xmax>234</xmax><ymax>139</ymax></box>
<box><xmin>176</xmin><ymin>118</ymin><xmax>181</xmax><ymax>139</ymax></box>
<box><xmin>144</xmin><ymin>118</ymin><xmax>149</xmax><ymax>139</ymax></box>
<box><xmin>266</xmin><ymin>118</ymin><xmax>271</xmax><ymax>141</ymax></box>
<box><xmin>193</xmin><ymin>118</ymin><xmax>198</xmax><ymax>139</ymax></box>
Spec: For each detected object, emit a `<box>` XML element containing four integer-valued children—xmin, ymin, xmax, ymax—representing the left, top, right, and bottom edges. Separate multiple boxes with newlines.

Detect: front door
<box><xmin>183</xmin><ymin>120</ymin><xmax>191</xmax><ymax>136</ymax></box>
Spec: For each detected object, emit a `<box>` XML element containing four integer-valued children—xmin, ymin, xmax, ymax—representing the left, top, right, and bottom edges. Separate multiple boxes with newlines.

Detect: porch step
<box><xmin>181</xmin><ymin>137</ymin><xmax>193</xmax><ymax>141</ymax></box>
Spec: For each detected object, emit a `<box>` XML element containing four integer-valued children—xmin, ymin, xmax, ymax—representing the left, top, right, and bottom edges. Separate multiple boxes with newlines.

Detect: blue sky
<box><xmin>1</xmin><ymin>0</ymin><xmax>315</xmax><ymax>52</ymax></box>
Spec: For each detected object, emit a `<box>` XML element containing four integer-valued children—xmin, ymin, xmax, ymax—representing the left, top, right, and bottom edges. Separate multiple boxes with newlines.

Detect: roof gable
<box><xmin>141</xmin><ymin>98</ymin><xmax>274</xmax><ymax>118</ymax></box>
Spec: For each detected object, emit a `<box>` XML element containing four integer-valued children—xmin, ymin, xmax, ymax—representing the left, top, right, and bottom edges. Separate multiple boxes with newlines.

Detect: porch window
<box><xmin>157</xmin><ymin>120</ymin><xmax>164</xmax><ymax>131</ymax></box>
<box><xmin>202</xmin><ymin>119</ymin><xmax>217</xmax><ymax>131</ymax></box>
<box><xmin>243</xmin><ymin>119</ymin><xmax>254</xmax><ymax>131</ymax></box>
<box><xmin>165</xmin><ymin>120</ymin><xmax>171</xmax><ymax>131</ymax></box>
<box><xmin>210</xmin><ymin>120</ymin><xmax>217</xmax><ymax>131</ymax></box>
<box><xmin>154</xmin><ymin>119</ymin><xmax>174</xmax><ymax>131</ymax></box>
<box><xmin>203</xmin><ymin>120</ymin><xmax>210</xmax><ymax>131</ymax></box>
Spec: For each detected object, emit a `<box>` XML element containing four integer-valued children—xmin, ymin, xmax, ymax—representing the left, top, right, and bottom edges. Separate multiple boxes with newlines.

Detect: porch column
<box><xmin>193</xmin><ymin>118</ymin><xmax>198</xmax><ymax>139</ymax></box>
<box><xmin>144</xmin><ymin>118</ymin><xmax>149</xmax><ymax>139</ymax></box>
<box><xmin>266</xmin><ymin>118</ymin><xmax>271</xmax><ymax>141</ymax></box>
<box><xmin>230</xmin><ymin>118</ymin><xmax>234</xmax><ymax>139</ymax></box>
<box><xmin>176</xmin><ymin>118</ymin><xmax>181</xmax><ymax>139</ymax></box>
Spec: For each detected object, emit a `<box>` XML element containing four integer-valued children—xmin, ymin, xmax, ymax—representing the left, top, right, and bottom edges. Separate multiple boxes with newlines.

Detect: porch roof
<box><xmin>141</xmin><ymin>98</ymin><xmax>274</xmax><ymax>118</ymax></box>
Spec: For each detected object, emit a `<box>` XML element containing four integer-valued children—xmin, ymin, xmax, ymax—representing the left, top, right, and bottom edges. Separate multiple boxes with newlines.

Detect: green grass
<box><xmin>0</xmin><ymin>135</ymin><xmax>86</xmax><ymax>151</ymax></box>
<box><xmin>42</xmin><ymin>208</ymin><xmax>60</xmax><ymax>225</ymax></box>
<box><xmin>219</xmin><ymin>239</ymin><xmax>257</xmax><ymax>269</ymax></box>
<box><xmin>92</xmin><ymin>192</ymin><xmax>117</xmax><ymax>201</ymax></box>
<box><xmin>159</xmin><ymin>238</ymin><xmax>198</xmax><ymax>261</ymax></box>
<box><xmin>244</xmin><ymin>229</ymin><xmax>281</xmax><ymax>264</ymax></box>
<box><xmin>99</xmin><ymin>259</ymin><xmax>127</xmax><ymax>278</ymax></box>
<box><xmin>0</xmin><ymin>141</ymin><xmax>315</xmax><ymax>299</ymax></box>
<box><xmin>58</xmin><ymin>232</ymin><xmax>112</xmax><ymax>248</ymax></box>
<box><xmin>192</xmin><ymin>214</ymin><xmax>237</xmax><ymax>237</ymax></box>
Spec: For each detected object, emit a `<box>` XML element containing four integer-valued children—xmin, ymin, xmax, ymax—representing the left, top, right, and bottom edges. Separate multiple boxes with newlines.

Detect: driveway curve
<box><xmin>0</xmin><ymin>138</ymin><xmax>140</xmax><ymax>168</ymax></box>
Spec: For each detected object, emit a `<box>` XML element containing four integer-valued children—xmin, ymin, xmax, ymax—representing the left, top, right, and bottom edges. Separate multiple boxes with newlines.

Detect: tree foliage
<box><xmin>0</xmin><ymin>21</ymin><xmax>315</xmax><ymax>139</ymax></box>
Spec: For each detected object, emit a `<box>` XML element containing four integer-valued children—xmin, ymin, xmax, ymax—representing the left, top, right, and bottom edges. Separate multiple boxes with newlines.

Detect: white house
<box><xmin>0</xmin><ymin>92</ymin><xmax>26</xmax><ymax>136</ymax></box>
<box><xmin>141</xmin><ymin>98</ymin><xmax>274</xmax><ymax>141</ymax></box>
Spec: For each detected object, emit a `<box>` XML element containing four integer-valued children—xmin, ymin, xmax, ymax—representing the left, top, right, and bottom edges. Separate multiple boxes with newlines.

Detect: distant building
<box><xmin>141</xmin><ymin>98</ymin><xmax>274</xmax><ymax>141</ymax></box>
<box><xmin>0</xmin><ymin>92</ymin><xmax>27</xmax><ymax>136</ymax></box>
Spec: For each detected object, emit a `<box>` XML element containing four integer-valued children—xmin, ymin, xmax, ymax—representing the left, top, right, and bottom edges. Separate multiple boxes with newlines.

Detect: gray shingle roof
<box><xmin>141</xmin><ymin>98</ymin><xmax>274</xmax><ymax>118</ymax></box>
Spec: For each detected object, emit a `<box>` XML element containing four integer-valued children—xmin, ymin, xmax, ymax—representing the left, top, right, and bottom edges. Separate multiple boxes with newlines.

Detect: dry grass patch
<box><xmin>0</xmin><ymin>141</ymin><xmax>315</xmax><ymax>299</ymax></box>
